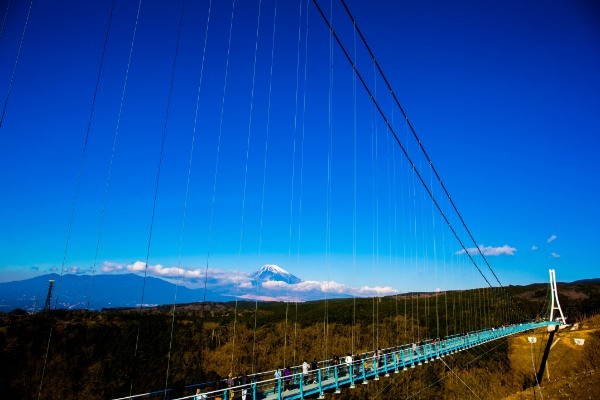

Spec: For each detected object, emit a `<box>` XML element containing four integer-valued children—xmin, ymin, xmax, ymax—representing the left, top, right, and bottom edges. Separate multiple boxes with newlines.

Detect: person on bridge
<box><xmin>283</xmin><ymin>366</ymin><xmax>292</xmax><ymax>391</ymax></box>
<box><xmin>273</xmin><ymin>367</ymin><xmax>282</xmax><ymax>394</ymax></box>
<box><xmin>302</xmin><ymin>360</ymin><xmax>310</xmax><ymax>385</ymax></box>
<box><xmin>372</xmin><ymin>351</ymin><xmax>378</xmax><ymax>370</ymax></box>
<box><xmin>354</xmin><ymin>353</ymin><xmax>362</xmax><ymax>376</ymax></box>
<box><xmin>239</xmin><ymin>371</ymin><xmax>249</xmax><ymax>400</ymax></box>
<box><xmin>310</xmin><ymin>358</ymin><xmax>319</xmax><ymax>383</ymax></box>
<box><xmin>345</xmin><ymin>353</ymin><xmax>353</xmax><ymax>376</ymax></box>
<box><xmin>227</xmin><ymin>373</ymin><xmax>234</xmax><ymax>399</ymax></box>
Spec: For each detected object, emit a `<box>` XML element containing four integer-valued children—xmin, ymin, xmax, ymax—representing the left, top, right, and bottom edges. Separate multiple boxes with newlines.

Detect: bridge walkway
<box><xmin>172</xmin><ymin>321</ymin><xmax>558</xmax><ymax>400</ymax></box>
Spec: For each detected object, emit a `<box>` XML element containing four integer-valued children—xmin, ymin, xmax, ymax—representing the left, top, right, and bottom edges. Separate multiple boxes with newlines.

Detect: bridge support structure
<box><xmin>43</xmin><ymin>279</ymin><xmax>55</xmax><ymax>313</ymax></box>
<box><xmin>536</xmin><ymin>328</ymin><xmax>556</xmax><ymax>385</ymax></box>
<box><xmin>535</xmin><ymin>269</ymin><xmax>567</xmax><ymax>385</ymax></box>
<box><xmin>548</xmin><ymin>269</ymin><xmax>566</xmax><ymax>328</ymax></box>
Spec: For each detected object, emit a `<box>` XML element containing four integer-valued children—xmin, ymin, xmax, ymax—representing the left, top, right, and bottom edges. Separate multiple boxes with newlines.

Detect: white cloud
<box><xmin>100</xmin><ymin>261</ymin><xmax>252</xmax><ymax>287</ymax></box>
<box><xmin>435</xmin><ymin>288</ymin><xmax>442</xmax><ymax>293</ymax></box>
<box><xmin>261</xmin><ymin>279</ymin><xmax>397</xmax><ymax>297</ymax></box>
<box><xmin>550</xmin><ymin>252</ymin><xmax>561</xmax><ymax>258</ymax></box>
<box><xmin>128</xmin><ymin>261</ymin><xmax>146</xmax><ymax>272</ymax></box>
<box><xmin>547</xmin><ymin>235</ymin><xmax>557</xmax><ymax>243</ymax></box>
<box><xmin>100</xmin><ymin>261</ymin><xmax>124</xmax><ymax>273</ymax></box>
<box><xmin>455</xmin><ymin>244</ymin><xmax>516</xmax><ymax>256</ymax></box>
<box><xmin>238</xmin><ymin>293</ymin><xmax>304</xmax><ymax>302</ymax></box>
<box><xmin>531</xmin><ymin>245</ymin><xmax>538</xmax><ymax>251</ymax></box>
<box><xmin>66</xmin><ymin>266</ymin><xmax>84</xmax><ymax>274</ymax></box>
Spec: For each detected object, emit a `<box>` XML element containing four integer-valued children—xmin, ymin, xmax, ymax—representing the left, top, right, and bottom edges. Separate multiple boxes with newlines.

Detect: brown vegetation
<box><xmin>1</xmin><ymin>282</ymin><xmax>599</xmax><ymax>399</ymax></box>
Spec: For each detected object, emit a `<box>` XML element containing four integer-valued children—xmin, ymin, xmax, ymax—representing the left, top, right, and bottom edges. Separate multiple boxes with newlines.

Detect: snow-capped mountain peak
<box><xmin>249</xmin><ymin>264</ymin><xmax>302</xmax><ymax>284</ymax></box>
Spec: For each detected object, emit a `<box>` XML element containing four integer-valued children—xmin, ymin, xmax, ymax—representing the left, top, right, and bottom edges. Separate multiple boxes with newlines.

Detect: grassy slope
<box><xmin>502</xmin><ymin>314</ymin><xmax>600</xmax><ymax>400</ymax></box>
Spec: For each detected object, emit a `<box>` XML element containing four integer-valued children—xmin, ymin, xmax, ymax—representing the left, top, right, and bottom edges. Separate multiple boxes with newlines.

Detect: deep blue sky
<box><xmin>0</xmin><ymin>0</ymin><xmax>598</xmax><ymax>294</ymax></box>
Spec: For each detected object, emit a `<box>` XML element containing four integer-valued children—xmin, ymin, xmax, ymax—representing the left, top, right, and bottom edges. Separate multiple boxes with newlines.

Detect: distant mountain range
<box><xmin>0</xmin><ymin>273</ymin><xmax>231</xmax><ymax>312</ymax></box>
<box><xmin>4</xmin><ymin>266</ymin><xmax>594</xmax><ymax>313</ymax></box>
<box><xmin>570</xmin><ymin>278</ymin><xmax>600</xmax><ymax>284</ymax></box>
<box><xmin>0</xmin><ymin>265</ymin><xmax>343</xmax><ymax>312</ymax></box>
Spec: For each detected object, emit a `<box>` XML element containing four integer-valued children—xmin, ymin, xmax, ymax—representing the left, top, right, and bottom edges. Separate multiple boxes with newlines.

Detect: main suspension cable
<box><xmin>338</xmin><ymin>1</ymin><xmax>531</xmax><ymax>324</ymax></box>
<box><xmin>311</xmin><ymin>0</ymin><xmax>520</xmax><ymax>307</ymax></box>
<box><xmin>0</xmin><ymin>0</ymin><xmax>33</xmax><ymax>128</ymax></box>
<box><xmin>0</xmin><ymin>0</ymin><xmax>12</xmax><ymax>43</ymax></box>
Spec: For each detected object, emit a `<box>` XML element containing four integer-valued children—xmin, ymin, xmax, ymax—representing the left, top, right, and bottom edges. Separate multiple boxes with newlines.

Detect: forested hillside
<box><xmin>1</xmin><ymin>281</ymin><xmax>598</xmax><ymax>399</ymax></box>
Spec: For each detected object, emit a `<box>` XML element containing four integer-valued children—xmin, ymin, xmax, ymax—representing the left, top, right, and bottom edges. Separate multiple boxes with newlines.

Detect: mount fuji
<box><xmin>249</xmin><ymin>264</ymin><xmax>302</xmax><ymax>284</ymax></box>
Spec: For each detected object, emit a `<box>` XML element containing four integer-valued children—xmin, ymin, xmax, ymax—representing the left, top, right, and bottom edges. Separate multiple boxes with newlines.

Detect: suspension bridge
<box><xmin>0</xmin><ymin>0</ymin><xmax>576</xmax><ymax>399</ymax></box>
<box><xmin>116</xmin><ymin>267</ymin><xmax>566</xmax><ymax>400</ymax></box>
<box><xmin>118</xmin><ymin>322</ymin><xmax>562</xmax><ymax>400</ymax></box>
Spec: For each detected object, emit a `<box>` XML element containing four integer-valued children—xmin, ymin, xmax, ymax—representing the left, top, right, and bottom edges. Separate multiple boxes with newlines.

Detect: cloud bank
<box><xmin>100</xmin><ymin>261</ymin><xmax>397</xmax><ymax>299</ymax></box>
<box><xmin>261</xmin><ymin>280</ymin><xmax>397</xmax><ymax>297</ymax></box>
<box><xmin>455</xmin><ymin>244</ymin><xmax>516</xmax><ymax>256</ymax></box>
<box><xmin>547</xmin><ymin>235</ymin><xmax>557</xmax><ymax>243</ymax></box>
<box><xmin>101</xmin><ymin>261</ymin><xmax>249</xmax><ymax>287</ymax></box>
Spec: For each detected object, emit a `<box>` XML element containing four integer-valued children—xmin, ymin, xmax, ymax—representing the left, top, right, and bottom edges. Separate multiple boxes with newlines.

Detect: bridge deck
<box><xmin>120</xmin><ymin>321</ymin><xmax>558</xmax><ymax>400</ymax></box>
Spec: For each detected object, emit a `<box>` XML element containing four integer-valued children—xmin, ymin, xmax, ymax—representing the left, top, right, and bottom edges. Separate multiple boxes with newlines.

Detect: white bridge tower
<box><xmin>549</xmin><ymin>269</ymin><xmax>566</xmax><ymax>325</ymax></box>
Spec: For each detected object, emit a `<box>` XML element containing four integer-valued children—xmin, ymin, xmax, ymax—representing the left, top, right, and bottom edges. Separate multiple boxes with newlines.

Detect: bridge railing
<box><xmin>116</xmin><ymin>321</ymin><xmax>557</xmax><ymax>400</ymax></box>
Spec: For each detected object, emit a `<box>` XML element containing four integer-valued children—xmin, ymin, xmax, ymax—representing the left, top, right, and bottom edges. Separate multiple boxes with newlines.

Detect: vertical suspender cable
<box><xmin>323</xmin><ymin>0</ymin><xmax>334</xmax><ymax>365</ymax></box>
<box><xmin>134</xmin><ymin>0</ymin><xmax>184</xmax><ymax>395</ymax></box>
<box><xmin>374</xmin><ymin>65</ymin><xmax>380</xmax><ymax>352</ymax></box>
<box><xmin>431</xmin><ymin>166</ymin><xmax>440</xmax><ymax>338</ymax></box>
<box><xmin>401</xmin><ymin>122</ymin><xmax>408</xmax><ymax>343</ymax></box>
<box><xmin>203</xmin><ymin>0</ymin><xmax>236</xmax><ymax>306</ymax></box>
<box><xmin>386</xmin><ymin>119</ymin><xmax>394</xmax><ymax>348</ymax></box>
<box><xmin>294</xmin><ymin>0</ymin><xmax>310</xmax><ymax>369</ymax></box>
<box><xmin>85</xmin><ymin>0</ymin><xmax>117</xmax><ymax>309</ymax></box>
<box><xmin>370</xmin><ymin>63</ymin><xmax>376</xmax><ymax>352</ymax></box>
<box><xmin>283</xmin><ymin>0</ymin><xmax>304</xmax><ymax>371</ymax></box>
<box><xmin>174</xmin><ymin>0</ymin><xmax>213</xmax><ymax>386</ymax></box>
<box><xmin>233</xmin><ymin>0</ymin><xmax>260</xmax><ymax>373</ymax></box>
<box><xmin>161</xmin><ymin>2</ymin><xmax>186</xmax><ymax>396</ymax></box>
<box><xmin>247</xmin><ymin>0</ymin><xmax>264</xmax><ymax>374</ymax></box>
<box><xmin>419</xmin><ymin>158</ymin><xmax>428</xmax><ymax>337</ymax></box>
<box><xmin>390</xmin><ymin>109</ymin><xmax>400</xmax><ymax>345</ymax></box>
<box><xmin>194</xmin><ymin>0</ymin><xmax>236</xmax><ymax>381</ymax></box>
<box><xmin>413</xmin><ymin>163</ymin><xmax>419</xmax><ymax>342</ymax></box>
<box><xmin>99</xmin><ymin>0</ymin><xmax>143</xmax><ymax>390</ymax></box>
<box><xmin>257</xmin><ymin>0</ymin><xmax>278</xmax><ymax>369</ymax></box>
<box><xmin>138</xmin><ymin>0</ymin><xmax>183</xmax><ymax>318</ymax></box>
<box><xmin>194</xmin><ymin>0</ymin><xmax>213</xmax><ymax>311</ymax></box>
<box><xmin>351</xmin><ymin>11</ymin><xmax>357</xmax><ymax>357</ymax></box>
<box><xmin>442</xmin><ymin>213</ymin><xmax>449</xmax><ymax>338</ymax></box>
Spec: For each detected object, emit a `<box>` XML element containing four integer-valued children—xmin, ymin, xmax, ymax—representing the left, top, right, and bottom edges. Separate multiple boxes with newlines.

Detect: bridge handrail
<box><xmin>117</xmin><ymin>321</ymin><xmax>557</xmax><ymax>400</ymax></box>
